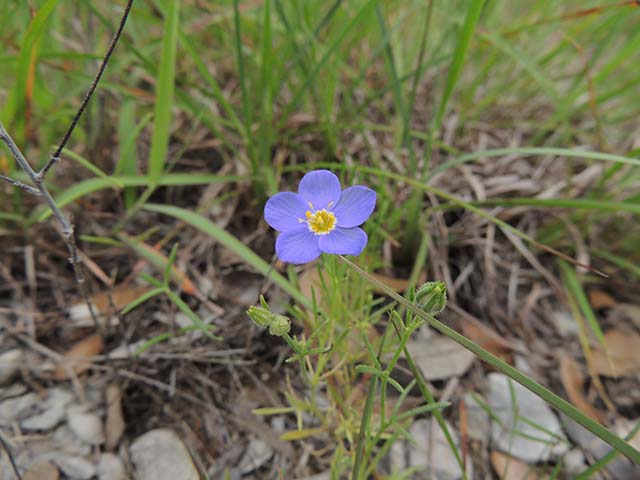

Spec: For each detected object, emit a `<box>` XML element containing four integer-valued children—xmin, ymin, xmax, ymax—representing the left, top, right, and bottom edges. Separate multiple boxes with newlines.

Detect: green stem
<box><xmin>339</xmin><ymin>255</ymin><xmax>640</xmax><ymax>464</ymax></box>
<box><xmin>388</xmin><ymin>312</ymin><xmax>469</xmax><ymax>480</ymax></box>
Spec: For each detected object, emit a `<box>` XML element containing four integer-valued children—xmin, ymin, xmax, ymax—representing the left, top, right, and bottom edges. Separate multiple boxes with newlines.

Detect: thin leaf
<box><xmin>147</xmin><ymin>0</ymin><xmax>179</xmax><ymax>182</ymax></box>
<box><xmin>143</xmin><ymin>203</ymin><xmax>310</xmax><ymax>308</ymax></box>
<box><xmin>432</xmin><ymin>0</ymin><xmax>486</xmax><ymax>133</ymax></box>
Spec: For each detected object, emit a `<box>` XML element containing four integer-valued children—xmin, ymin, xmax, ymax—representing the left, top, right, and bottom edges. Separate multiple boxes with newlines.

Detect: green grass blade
<box><xmin>353</xmin><ymin>372</ymin><xmax>378</xmax><ymax>480</ymax></box>
<box><xmin>31</xmin><ymin>174</ymin><xmax>240</xmax><ymax>223</ymax></box>
<box><xmin>143</xmin><ymin>203</ymin><xmax>310</xmax><ymax>308</ymax></box>
<box><xmin>428</xmin><ymin>147</ymin><xmax>640</xmax><ymax>180</ymax></box>
<box><xmin>178</xmin><ymin>30</ymin><xmax>244</xmax><ymax>136</ymax></box>
<box><xmin>467</xmin><ymin>198</ymin><xmax>640</xmax><ymax>215</ymax></box>
<box><xmin>558</xmin><ymin>261</ymin><xmax>606</xmax><ymax>350</ymax></box>
<box><xmin>59</xmin><ymin>148</ymin><xmax>123</xmax><ymax>188</ymax></box>
<box><xmin>121</xmin><ymin>287</ymin><xmax>165</xmax><ymax>315</ymax></box>
<box><xmin>279</xmin><ymin>0</ymin><xmax>378</xmax><ymax>125</ymax></box>
<box><xmin>432</xmin><ymin>0</ymin><xmax>485</xmax><ymax>133</ymax></box>
<box><xmin>1</xmin><ymin>0</ymin><xmax>61</xmax><ymax>140</ymax></box>
<box><xmin>480</xmin><ymin>30</ymin><xmax>559</xmax><ymax>103</ymax></box>
<box><xmin>147</xmin><ymin>0</ymin><xmax>179</xmax><ymax>183</ymax></box>
<box><xmin>233</xmin><ymin>0</ymin><xmax>251</xmax><ymax>137</ymax></box>
<box><xmin>376</xmin><ymin>5</ymin><xmax>408</xmax><ymax>140</ymax></box>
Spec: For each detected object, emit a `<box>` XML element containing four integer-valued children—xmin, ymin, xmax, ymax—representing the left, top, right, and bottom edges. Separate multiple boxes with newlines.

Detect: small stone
<box><xmin>488</xmin><ymin>373</ymin><xmax>568</xmax><ymax>463</ymax></box>
<box><xmin>52</xmin><ymin>425</ymin><xmax>91</xmax><ymax>456</ymax></box>
<box><xmin>98</xmin><ymin>453</ymin><xmax>126</xmax><ymax>480</ymax></box>
<box><xmin>550</xmin><ymin>310</ymin><xmax>579</xmax><ymax>337</ymax></box>
<box><xmin>51</xmin><ymin>454</ymin><xmax>96</xmax><ymax>480</ymax></box>
<box><xmin>0</xmin><ymin>392</ymin><xmax>37</xmax><ymax>425</ymax></box>
<box><xmin>24</xmin><ymin>461</ymin><xmax>60</xmax><ymax>480</ymax></box>
<box><xmin>270</xmin><ymin>416</ymin><xmax>285</xmax><ymax>433</ymax></box>
<box><xmin>21</xmin><ymin>388</ymin><xmax>74</xmax><ymax>431</ymax></box>
<box><xmin>0</xmin><ymin>349</ymin><xmax>24</xmax><ymax>385</ymax></box>
<box><xmin>0</xmin><ymin>383</ymin><xmax>26</xmax><ymax>397</ymax></box>
<box><xmin>130</xmin><ymin>429</ymin><xmax>199</xmax><ymax>480</ymax></box>
<box><xmin>68</xmin><ymin>411</ymin><xmax>105</xmax><ymax>445</ymax></box>
<box><xmin>22</xmin><ymin>406</ymin><xmax>65</xmax><ymax>430</ymax></box>
<box><xmin>238</xmin><ymin>438</ymin><xmax>273</xmax><ymax>474</ymax></box>
<box><xmin>563</xmin><ymin>448</ymin><xmax>586</xmax><ymax>475</ymax></box>
<box><xmin>410</xmin><ymin>419</ymin><xmax>471</xmax><ymax>480</ymax></box>
<box><xmin>406</xmin><ymin>335</ymin><xmax>475</xmax><ymax>381</ymax></box>
<box><xmin>47</xmin><ymin>387</ymin><xmax>75</xmax><ymax>408</ymax></box>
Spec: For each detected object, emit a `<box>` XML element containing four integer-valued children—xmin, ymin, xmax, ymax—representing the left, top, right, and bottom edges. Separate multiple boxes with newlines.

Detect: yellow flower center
<box><xmin>305</xmin><ymin>209</ymin><xmax>337</xmax><ymax>235</ymax></box>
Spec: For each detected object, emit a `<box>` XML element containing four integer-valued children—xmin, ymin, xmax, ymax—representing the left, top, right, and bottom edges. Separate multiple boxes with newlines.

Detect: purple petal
<box><xmin>264</xmin><ymin>192</ymin><xmax>308</xmax><ymax>232</ymax></box>
<box><xmin>276</xmin><ymin>226</ymin><xmax>321</xmax><ymax>264</ymax></box>
<box><xmin>332</xmin><ymin>186</ymin><xmax>376</xmax><ymax>228</ymax></box>
<box><xmin>298</xmin><ymin>170</ymin><xmax>341</xmax><ymax>210</ymax></box>
<box><xmin>318</xmin><ymin>227</ymin><xmax>368</xmax><ymax>256</ymax></box>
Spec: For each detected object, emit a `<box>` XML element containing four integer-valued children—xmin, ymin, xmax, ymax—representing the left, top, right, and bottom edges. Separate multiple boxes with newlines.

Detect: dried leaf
<box><xmin>91</xmin><ymin>286</ymin><xmax>154</xmax><ymax>313</ymax></box>
<box><xmin>491</xmin><ymin>451</ymin><xmax>547</xmax><ymax>480</ymax></box>
<box><xmin>559</xmin><ymin>353</ymin><xmax>604</xmax><ymax>423</ymax></box>
<box><xmin>53</xmin><ymin>334</ymin><xmax>103</xmax><ymax>380</ymax></box>
<box><xmin>68</xmin><ymin>285</ymin><xmax>153</xmax><ymax>328</ymax></box>
<box><xmin>591</xmin><ymin>329</ymin><xmax>640</xmax><ymax>377</ymax></box>
<box><xmin>24</xmin><ymin>461</ymin><xmax>60</xmax><ymax>480</ymax></box>
<box><xmin>105</xmin><ymin>383</ymin><xmax>125</xmax><ymax>450</ymax></box>
<box><xmin>588</xmin><ymin>290</ymin><xmax>616</xmax><ymax>309</ymax></box>
<box><xmin>459</xmin><ymin>317</ymin><xmax>513</xmax><ymax>362</ymax></box>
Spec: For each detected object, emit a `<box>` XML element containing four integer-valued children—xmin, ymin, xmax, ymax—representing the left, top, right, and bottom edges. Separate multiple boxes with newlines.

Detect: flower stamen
<box><xmin>305</xmin><ymin>209</ymin><xmax>337</xmax><ymax>235</ymax></box>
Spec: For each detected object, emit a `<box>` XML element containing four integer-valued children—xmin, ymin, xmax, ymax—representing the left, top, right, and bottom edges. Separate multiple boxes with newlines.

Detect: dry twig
<box><xmin>0</xmin><ymin>1</ymin><xmax>134</xmax><ymax>352</ymax></box>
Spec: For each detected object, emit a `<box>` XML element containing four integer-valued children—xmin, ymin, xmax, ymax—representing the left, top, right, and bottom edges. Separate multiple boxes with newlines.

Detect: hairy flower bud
<box><xmin>268</xmin><ymin>314</ymin><xmax>291</xmax><ymax>336</ymax></box>
<box><xmin>247</xmin><ymin>296</ymin><xmax>291</xmax><ymax>336</ymax></box>
<box><xmin>247</xmin><ymin>305</ymin><xmax>273</xmax><ymax>327</ymax></box>
<box><xmin>414</xmin><ymin>281</ymin><xmax>447</xmax><ymax>316</ymax></box>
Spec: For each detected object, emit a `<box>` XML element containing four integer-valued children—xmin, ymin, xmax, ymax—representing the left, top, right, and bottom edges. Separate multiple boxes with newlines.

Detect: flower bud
<box><xmin>268</xmin><ymin>314</ymin><xmax>291</xmax><ymax>336</ymax></box>
<box><xmin>247</xmin><ymin>305</ymin><xmax>273</xmax><ymax>327</ymax></box>
<box><xmin>247</xmin><ymin>295</ymin><xmax>291</xmax><ymax>336</ymax></box>
<box><xmin>414</xmin><ymin>281</ymin><xmax>447</xmax><ymax>315</ymax></box>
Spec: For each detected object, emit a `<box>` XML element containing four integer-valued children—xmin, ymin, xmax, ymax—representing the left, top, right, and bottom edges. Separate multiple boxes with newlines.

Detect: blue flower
<box><xmin>264</xmin><ymin>170</ymin><xmax>376</xmax><ymax>264</ymax></box>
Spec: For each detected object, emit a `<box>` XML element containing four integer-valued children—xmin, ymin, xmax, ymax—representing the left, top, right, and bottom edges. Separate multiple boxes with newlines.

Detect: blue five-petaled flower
<box><xmin>264</xmin><ymin>170</ymin><xmax>376</xmax><ymax>264</ymax></box>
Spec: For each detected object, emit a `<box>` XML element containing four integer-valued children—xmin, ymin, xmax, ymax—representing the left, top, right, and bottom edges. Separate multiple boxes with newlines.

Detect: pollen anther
<box><xmin>306</xmin><ymin>209</ymin><xmax>337</xmax><ymax>235</ymax></box>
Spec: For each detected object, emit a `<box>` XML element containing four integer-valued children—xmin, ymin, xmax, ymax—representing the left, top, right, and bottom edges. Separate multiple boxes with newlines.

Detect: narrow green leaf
<box><xmin>59</xmin><ymin>148</ymin><xmax>123</xmax><ymax>188</ymax></box>
<box><xmin>121</xmin><ymin>287</ymin><xmax>166</xmax><ymax>315</ymax></box>
<box><xmin>465</xmin><ymin>198</ymin><xmax>640</xmax><ymax>215</ymax></box>
<box><xmin>147</xmin><ymin>0</ymin><xmax>179</xmax><ymax>182</ymax></box>
<box><xmin>143</xmin><ymin>203</ymin><xmax>310</xmax><ymax>308</ymax></box>
<box><xmin>480</xmin><ymin>30</ymin><xmax>559</xmax><ymax>103</ymax></box>
<box><xmin>432</xmin><ymin>0</ymin><xmax>485</xmax><ymax>133</ymax></box>
<box><xmin>31</xmin><ymin>174</ymin><xmax>240</xmax><ymax>223</ymax></box>
<box><xmin>559</xmin><ymin>261</ymin><xmax>606</xmax><ymax>349</ymax></box>
<box><xmin>428</xmin><ymin>147</ymin><xmax>640</xmax><ymax>180</ymax></box>
<box><xmin>1</xmin><ymin>0</ymin><xmax>61</xmax><ymax>137</ymax></box>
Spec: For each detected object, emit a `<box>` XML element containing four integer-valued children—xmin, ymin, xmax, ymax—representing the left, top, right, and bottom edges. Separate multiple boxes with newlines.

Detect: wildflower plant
<box><xmin>250</xmin><ymin>170</ymin><xmax>458</xmax><ymax>477</ymax></box>
<box><xmin>250</xmin><ymin>169</ymin><xmax>640</xmax><ymax>477</ymax></box>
